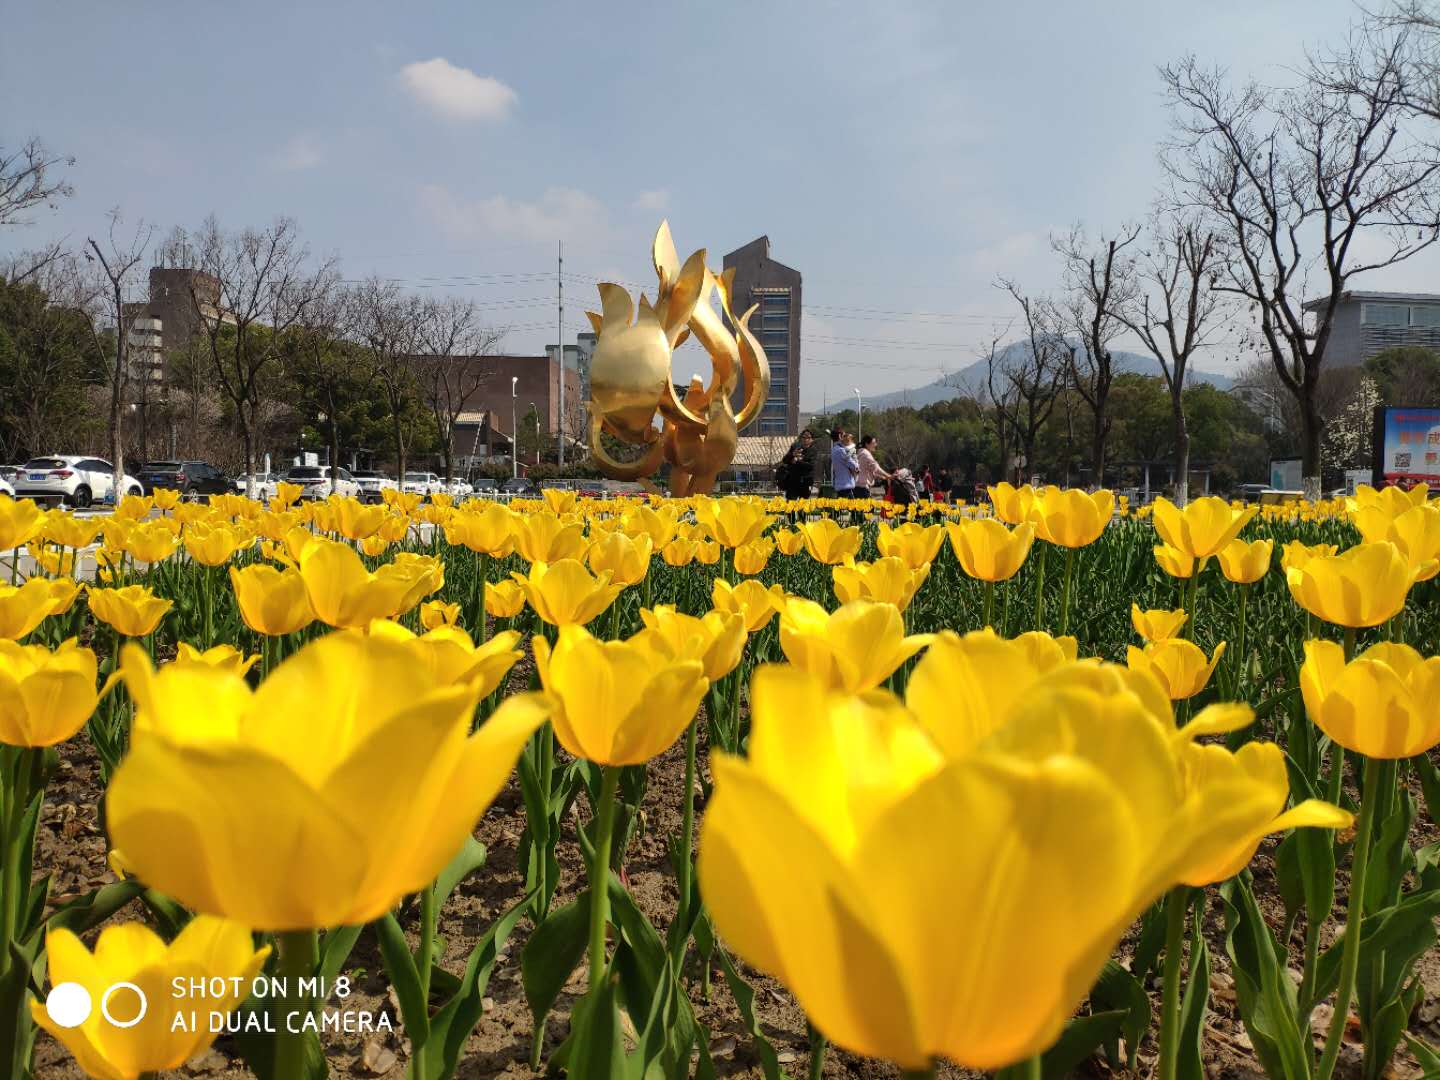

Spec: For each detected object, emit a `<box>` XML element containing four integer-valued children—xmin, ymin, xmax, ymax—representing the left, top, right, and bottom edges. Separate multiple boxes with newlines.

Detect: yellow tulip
<box><xmin>1286</xmin><ymin>541</ymin><xmax>1416</xmax><ymax>628</ymax></box>
<box><xmin>733</xmin><ymin>537</ymin><xmax>774</xmax><ymax>575</ymax></box>
<box><xmin>776</xmin><ymin>597</ymin><xmax>932</xmax><ymax>693</ymax></box>
<box><xmin>380</xmin><ymin>487</ymin><xmax>422</xmax><ymax>513</ymax></box>
<box><xmin>540</xmin><ymin>487</ymin><xmax>578</xmax><ymax>515</ymax></box>
<box><xmin>0</xmin><ymin>638</ymin><xmax>101</xmax><ymax>747</ymax></box>
<box><xmin>798</xmin><ymin>518</ymin><xmax>863</xmax><ymax>565</ymax></box>
<box><xmin>511</xmin><ymin>512</ymin><xmax>586</xmax><ymax>564</ymax></box>
<box><xmin>512</xmin><ymin>558</ymin><xmax>623</xmax><ymax>627</ymax></box>
<box><xmin>123</xmin><ymin>520</ymin><xmax>180</xmax><ymax>564</ymax></box>
<box><xmin>774</xmin><ymin>528</ymin><xmax>806</xmax><ymax>556</ymax></box>
<box><xmin>1151</xmin><ymin>496</ymin><xmax>1258</xmax><ymax>560</ymax></box>
<box><xmin>359</xmin><ymin>535</ymin><xmax>391</xmax><ymax>557</ymax></box>
<box><xmin>945</xmin><ymin>519</ymin><xmax>1035</xmax><ymax>582</ymax></box>
<box><xmin>483</xmin><ymin>579</ymin><xmax>526</xmax><ymax>619</ymax></box>
<box><xmin>151</xmin><ymin>487</ymin><xmax>182</xmax><ymax>511</ymax></box>
<box><xmin>903</xmin><ymin>628</ymin><xmax>1077</xmax><ymax>757</ymax></box>
<box><xmin>1154</xmin><ymin>543</ymin><xmax>1200</xmax><ymax>579</ymax></box>
<box><xmin>296</xmin><ymin>540</ymin><xmax>437</xmax><ymax>629</ymax></box>
<box><xmin>622</xmin><ymin>505</ymin><xmax>679</xmax><ymax>549</ymax></box>
<box><xmin>695</xmin><ymin>539</ymin><xmax>722</xmax><ymax>565</ymax></box>
<box><xmin>524</xmin><ymin>624</ymin><xmax>708</xmax><ymax>765</ymax></box>
<box><xmin>832</xmin><ymin>557</ymin><xmax>931</xmax><ymax>611</ymax></box>
<box><xmin>43</xmin><ymin>512</ymin><xmax>101</xmax><ymax>550</ymax></box>
<box><xmin>444</xmin><ymin>503</ymin><xmax>515</xmax><ymax>557</ymax></box>
<box><xmin>368</xmin><ymin>620</ymin><xmax>523</xmax><ymax>695</ymax></box>
<box><xmin>1130</xmin><ymin>605</ymin><xmax>1189</xmax><ymax>642</ymax></box>
<box><xmin>0</xmin><ymin>496</ymin><xmax>46</xmax><ymax>552</ymax></box>
<box><xmin>875</xmin><ymin>522</ymin><xmax>944</xmax><ymax>570</ymax></box>
<box><xmin>29</xmin><ymin>542</ymin><xmax>76</xmax><ymax>577</ymax></box>
<box><xmin>1280</xmin><ymin>540</ymin><xmax>1338</xmax><ymax>573</ymax></box>
<box><xmin>171</xmin><ymin>642</ymin><xmax>260</xmax><ymax>677</ymax></box>
<box><xmin>1028</xmin><ymin>487</ymin><xmax>1114</xmax><ymax>548</ymax></box>
<box><xmin>1355</xmin><ymin>503</ymin><xmax>1440</xmax><ymax>581</ymax></box>
<box><xmin>88</xmin><ymin>585</ymin><xmax>172</xmax><ymax>637</ymax></box>
<box><xmin>711</xmin><ymin>578</ymin><xmax>784</xmax><ymax>633</ymax></box>
<box><xmin>700</xmin><ymin>660</ymin><xmax>1262</xmax><ymax>1071</ymax></box>
<box><xmin>32</xmin><ymin>917</ymin><xmax>270</xmax><ymax>1080</ymax></box>
<box><xmin>114</xmin><ymin>493</ymin><xmax>153</xmax><ymax>520</ymax></box>
<box><xmin>1299</xmin><ymin>639</ymin><xmax>1440</xmax><ymax>758</ymax></box>
<box><xmin>420</xmin><ymin>599</ymin><xmax>461</xmax><ymax>629</ymax></box>
<box><xmin>107</xmin><ymin>634</ymin><xmax>545</xmax><ymax>929</ymax></box>
<box><xmin>986</xmin><ymin>481</ymin><xmax>1039</xmax><ymax>526</ymax></box>
<box><xmin>639</xmin><ymin>605</ymin><xmax>747</xmax><ymax>680</ymax></box>
<box><xmin>324</xmin><ymin>496</ymin><xmax>385</xmax><ymax>541</ymax></box>
<box><xmin>228</xmin><ymin>564</ymin><xmax>316</xmax><ymax>636</ymax></box>
<box><xmin>1173</xmin><ymin>740</ymin><xmax>1353</xmax><ymax>886</ymax></box>
<box><xmin>1216</xmin><ymin>538</ymin><xmax>1273</xmax><ymax>585</ymax></box>
<box><xmin>182</xmin><ymin>522</ymin><xmax>249</xmax><ymax>567</ymax></box>
<box><xmin>1350</xmin><ymin>481</ymin><xmax>1429</xmax><ymax>519</ymax></box>
<box><xmin>661</xmin><ymin>538</ymin><xmax>698</xmax><ymax>566</ymax></box>
<box><xmin>693</xmin><ymin>496</ymin><xmax>775</xmax><ymax>549</ymax></box>
<box><xmin>586</xmin><ymin>530</ymin><xmax>653</xmax><ymax>587</ymax></box>
<box><xmin>272</xmin><ymin>480</ymin><xmax>303</xmax><ymax>507</ymax></box>
<box><xmin>0</xmin><ymin>578</ymin><xmax>68</xmax><ymax>639</ymax></box>
<box><xmin>40</xmin><ymin>577</ymin><xmax>83</xmax><ymax>615</ymax></box>
<box><xmin>1126</xmin><ymin>639</ymin><xmax>1226</xmax><ymax>700</ymax></box>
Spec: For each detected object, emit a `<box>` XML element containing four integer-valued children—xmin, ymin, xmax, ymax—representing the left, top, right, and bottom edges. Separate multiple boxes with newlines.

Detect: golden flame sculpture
<box><xmin>585</xmin><ymin>222</ymin><xmax>770</xmax><ymax>496</ymax></box>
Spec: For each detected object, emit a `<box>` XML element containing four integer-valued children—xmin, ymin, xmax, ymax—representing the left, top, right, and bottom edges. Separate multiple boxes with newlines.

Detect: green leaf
<box><xmin>434</xmin><ymin>838</ymin><xmax>487</xmax><ymax>911</ymax></box>
<box><xmin>1403</xmin><ymin>1032</ymin><xmax>1440</xmax><ymax>1072</ymax></box>
<box><xmin>1176</xmin><ymin>923</ymin><xmax>1211</xmax><ymax>1080</ymax></box>
<box><xmin>565</xmin><ymin>977</ymin><xmax>627</xmax><ymax>1080</ymax></box>
<box><xmin>317</xmin><ymin>925</ymin><xmax>364</xmax><ymax>987</ymax></box>
<box><xmin>714</xmin><ymin>946</ymin><xmax>785</xmax><ymax>1080</ymax></box>
<box><xmin>521</xmin><ymin>893</ymin><xmax>591</xmax><ymax>1060</ymax></box>
<box><xmin>1410</xmin><ymin>751</ymin><xmax>1440</xmax><ymax>824</ymax></box>
<box><xmin>993</xmin><ymin>1011</ymin><xmax>1127</xmax><ymax>1080</ymax></box>
<box><xmin>43</xmin><ymin>880</ymin><xmax>145</xmax><ymax>940</ymax></box>
<box><xmin>1218</xmin><ymin>878</ymin><xmax>1310</xmax><ymax>1080</ymax></box>
<box><xmin>1090</xmin><ymin>960</ymin><xmax>1150</xmax><ymax>1070</ymax></box>
<box><xmin>423</xmin><ymin>892</ymin><xmax>532</xmax><ymax>1080</ymax></box>
<box><xmin>374</xmin><ymin>912</ymin><xmax>427</xmax><ymax>1051</ymax></box>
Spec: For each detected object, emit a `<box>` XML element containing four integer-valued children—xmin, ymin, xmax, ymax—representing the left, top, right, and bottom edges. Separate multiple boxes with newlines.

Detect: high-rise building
<box><xmin>723</xmin><ymin>236</ymin><xmax>801</xmax><ymax>435</ymax></box>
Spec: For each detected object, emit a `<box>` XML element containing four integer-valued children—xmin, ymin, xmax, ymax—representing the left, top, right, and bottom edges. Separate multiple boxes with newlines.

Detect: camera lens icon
<box><xmin>45</xmin><ymin>982</ymin><xmax>148</xmax><ymax>1029</ymax></box>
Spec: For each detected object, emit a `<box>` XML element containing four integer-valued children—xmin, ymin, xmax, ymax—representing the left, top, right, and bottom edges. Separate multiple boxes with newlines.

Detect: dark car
<box><xmin>137</xmin><ymin>460</ymin><xmax>231</xmax><ymax>498</ymax></box>
<box><xmin>501</xmin><ymin>477</ymin><xmax>538</xmax><ymax>496</ymax></box>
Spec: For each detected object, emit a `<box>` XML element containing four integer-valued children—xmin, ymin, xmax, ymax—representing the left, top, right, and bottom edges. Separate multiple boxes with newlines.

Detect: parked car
<box><xmin>12</xmin><ymin>456</ymin><xmax>144</xmax><ymax>508</ymax></box>
<box><xmin>446</xmin><ymin>477</ymin><xmax>475</xmax><ymax>499</ymax></box>
<box><xmin>231</xmin><ymin>473</ymin><xmax>280</xmax><ymax>501</ymax></box>
<box><xmin>350</xmin><ymin>469</ymin><xmax>397</xmax><ymax>504</ymax></box>
<box><xmin>501</xmin><ymin>477</ymin><xmax>538</xmax><ymax>497</ymax></box>
<box><xmin>283</xmin><ymin>466</ymin><xmax>361</xmax><ymax>500</ymax></box>
<box><xmin>471</xmin><ymin>478</ymin><xmax>499</xmax><ymax>498</ymax></box>
<box><xmin>401</xmin><ymin>471</ymin><xmax>443</xmax><ymax>497</ymax></box>
<box><xmin>0</xmin><ymin>474</ymin><xmax>12</xmax><ymax>498</ymax></box>
<box><xmin>136</xmin><ymin>460</ymin><xmax>231</xmax><ymax>498</ymax></box>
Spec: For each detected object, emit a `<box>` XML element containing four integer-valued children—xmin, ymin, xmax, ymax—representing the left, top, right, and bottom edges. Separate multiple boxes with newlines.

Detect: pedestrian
<box><xmin>936</xmin><ymin>469</ymin><xmax>952</xmax><ymax>503</ymax></box>
<box><xmin>829</xmin><ymin>428</ymin><xmax>859</xmax><ymax>498</ymax></box>
<box><xmin>855</xmin><ymin>434</ymin><xmax>891</xmax><ymax>498</ymax></box>
<box><xmin>779</xmin><ymin>428</ymin><xmax>817</xmax><ymax>501</ymax></box>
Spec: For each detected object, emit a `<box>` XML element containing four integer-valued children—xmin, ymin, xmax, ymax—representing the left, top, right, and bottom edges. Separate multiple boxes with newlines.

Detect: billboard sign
<box><xmin>1373</xmin><ymin>406</ymin><xmax>1440</xmax><ymax>486</ymax></box>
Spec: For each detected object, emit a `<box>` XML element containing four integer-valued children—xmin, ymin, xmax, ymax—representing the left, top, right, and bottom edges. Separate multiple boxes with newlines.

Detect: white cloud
<box><xmin>632</xmin><ymin>189</ymin><xmax>669</xmax><ymax>212</ymax></box>
<box><xmin>399</xmin><ymin>58</ymin><xmax>517</xmax><ymax>121</ymax></box>
<box><xmin>270</xmin><ymin>133</ymin><xmax>324</xmax><ymax>172</ymax></box>
<box><xmin>418</xmin><ymin>183</ymin><xmax>615</xmax><ymax>247</ymax></box>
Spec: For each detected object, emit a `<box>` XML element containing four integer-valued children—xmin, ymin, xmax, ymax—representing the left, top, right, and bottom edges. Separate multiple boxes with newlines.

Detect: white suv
<box><xmin>284</xmin><ymin>465</ymin><xmax>361</xmax><ymax>501</ymax></box>
<box><xmin>13</xmin><ymin>456</ymin><xmax>144</xmax><ymax>508</ymax></box>
<box><xmin>401</xmin><ymin>471</ymin><xmax>443</xmax><ymax>498</ymax></box>
<box><xmin>350</xmin><ymin>469</ymin><xmax>397</xmax><ymax>504</ymax></box>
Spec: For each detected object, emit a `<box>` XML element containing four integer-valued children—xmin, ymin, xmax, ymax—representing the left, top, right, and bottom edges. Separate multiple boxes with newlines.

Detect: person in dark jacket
<box><xmin>779</xmin><ymin>428</ymin><xmax>817</xmax><ymax>500</ymax></box>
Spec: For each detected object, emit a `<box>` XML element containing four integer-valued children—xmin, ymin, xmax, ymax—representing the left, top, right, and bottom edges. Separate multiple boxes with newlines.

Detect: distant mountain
<box><xmin>805</xmin><ymin>344</ymin><xmax>1233</xmax><ymax>415</ymax></box>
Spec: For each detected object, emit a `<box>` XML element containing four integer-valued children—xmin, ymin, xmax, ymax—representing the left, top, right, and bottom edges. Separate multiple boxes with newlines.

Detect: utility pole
<box><xmin>557</xmin><ymin>240</ymin><xmax>565</xmax><ymax>468</ymax></box>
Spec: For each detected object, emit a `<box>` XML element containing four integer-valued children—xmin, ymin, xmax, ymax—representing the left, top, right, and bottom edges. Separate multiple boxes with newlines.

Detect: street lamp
<box><xmin>511</xmin><ymin>376</ymin><xmax>518</xmax><ymax>479</ymax></box>
<box><xmin>853</xmin><ymin>387</ymin><xmax>863</xmax><ymax>444</ymax></box>
<box><xmin>531</xmin><ymin>403</ymin><xmax>539</xmax><ymax>466</ymax></box>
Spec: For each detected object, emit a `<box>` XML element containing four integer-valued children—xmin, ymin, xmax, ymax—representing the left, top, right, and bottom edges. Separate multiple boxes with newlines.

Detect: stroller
<box><xmin>887</xmin><ymin>468</ymin><xmax>921</xmax><ymax>506</ymax></box>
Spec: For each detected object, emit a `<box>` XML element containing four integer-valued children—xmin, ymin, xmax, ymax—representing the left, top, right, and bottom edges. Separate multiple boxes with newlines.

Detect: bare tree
<box><xmin>414</xmin><ymin>296</ymin><xmax>501</xmax><ymax>484</ymax></box>
<box><xmin>1161</xmin><ymin>33</ymin><xmax>1440</xmax><ymax>497</ymax></box>
<box><xmin>1053</xmin><ymin>224</ymin><xmax>1141</xmax><ymax>482</ymax></box>
<box><xmin>350</xmin><ymin>278</ymin><xmax>427</xmax><ymax>481</ymax></box>
<box><xmin>187</xmin><ymin>216</ymin><xmax>328</xmax><ymax>495</ymax></box>
<box><xmin>1</xmin><ymin>138</ymin><xmax>74</xmax><ymax>286</ymax></box>
<box><xmin>281</xmin><ymin>270</ymin><xmax>349</xmax><ymax>492</ymax></box>
<box><xmin>86</xmin><ymin>212</ymin><xmax>154</xmax><ymax>497</ymax></box>
<box><xmin>1117</xmin><ymin>217</ymin><xmax>1232</xmax><ymax>504</ymax></box>
<box><xmin>994</xmin><ymin>281</ymin><xmax>1070</xmax><ymax>484</ymax></box>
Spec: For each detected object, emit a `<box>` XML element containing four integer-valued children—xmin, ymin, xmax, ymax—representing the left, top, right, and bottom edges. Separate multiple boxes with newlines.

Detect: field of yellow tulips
<box><xmin>1</xmin><ymin>481</ymin><xmax>1438</xmax><ymax>1080</ymax></box>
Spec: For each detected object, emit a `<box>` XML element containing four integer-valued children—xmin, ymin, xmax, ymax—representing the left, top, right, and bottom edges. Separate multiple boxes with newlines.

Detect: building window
<box><xmin>758</xmin><ymin>419</ymin><xmax>787</xmax><ymax>434</ymax></box>
<box><xmin>1410</xmin><ymin>304</ymin><xmax>1440</xmax><ymax>327</ymax></box>
<box><xmin>1363</xmin><ymin>302</ymin><xmax>1410</xmax><ymax>326</ymax></box>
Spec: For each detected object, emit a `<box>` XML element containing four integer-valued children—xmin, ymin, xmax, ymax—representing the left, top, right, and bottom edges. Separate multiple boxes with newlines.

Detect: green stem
<box><xmin>1032</xmin><ymin>542</ymin><xmax>1048</xmax><ymax>631</ymax></box>
<box><xmin>1058</xmin><ymin>547</ymin><xmax>1076</xmax><ymax>635</ymax></box>
<box><xmin>1343</xmin><ymin>626</ymin><xmax>1357</xmax><ymax>662</ymax></box>
<box><xmin>1235</xmin><ymin>584</ymin><xmax>1249</xmax><ymax>689</ymax></box>
<box><xmin>898</xmin><ymin>1066</ymin><xmax>936</xmax><ymax>1080</ymax></box>
<box><xmin>1315</xmin><ymin>755</ymin><xmax>1383</xmax><ymax>1080</ymax></box>
<box><xmin>0</xmin><ymin>747</ymin><xmax>29</xmax><ymax>981</ymax></box>
<box><xmin>1016</xmin><ymin>1055</ymin><xmax>1041</xmax><ymax>1080</ymax></box>
<box><xmin>1158</xmin><ymin>885</ymin><xmax>1190</xmax><ymax>1080</ymax></box>
<box><xmin>475</xmin><ymin>552</ymin><xmax>488</xmax><ymax>645</ymax></box>
<box><xmin>415</xmin><ymin>883</ymin><xmax>436</xmax><ymax>1080</ymax></box>
<box><xmin>273</xmin><ymin>929</ymin><xmax>319</xmax><ymax>1080</ymax></box>
<box><xmin>807</xmin><ymin>1022</ymin><xmax>827</xmax><ymax>1080</ymax></box>
<box><xmin>587</xmin><ymin>767</ymin><xmax>621</xmax><ymax>992</ymax></box>
<box><xmin>983</xmin><ymin>580</ymin><xmax>995</xmax><ymax>629</ymax></box>
<box><xmin>673</xmin><ymin>718</ymin><xmax>700</xmax><ymax>960</ymax></box>
<box><xmin>202</xmin><ymin>565</ymin><xmax>214</xmax><ymax>650</ymax></box>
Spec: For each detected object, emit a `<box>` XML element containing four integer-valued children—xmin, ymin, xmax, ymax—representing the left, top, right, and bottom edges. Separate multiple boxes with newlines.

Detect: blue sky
<box><xmin>6</xmin><ymin>0</ymin><xmax>1435</xmax><ymax>407</ymax></box>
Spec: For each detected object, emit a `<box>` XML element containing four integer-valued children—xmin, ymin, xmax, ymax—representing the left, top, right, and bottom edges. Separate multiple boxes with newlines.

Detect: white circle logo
<box><xmin>100</xmin><ymin>983</ymin><xmax>148</xmax><ymax>1028</ymax></box>
<box><xmin>45</xmin><ymin>982</ymin><xmax>92</xmax><ymax>1028</ymax></box>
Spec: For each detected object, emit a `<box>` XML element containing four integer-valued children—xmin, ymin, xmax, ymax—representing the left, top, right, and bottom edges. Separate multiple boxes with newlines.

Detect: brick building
<box><xmin>444</xmin><ymin>354</ymin><xmax>583</xmax><ymax>468</ymax></box>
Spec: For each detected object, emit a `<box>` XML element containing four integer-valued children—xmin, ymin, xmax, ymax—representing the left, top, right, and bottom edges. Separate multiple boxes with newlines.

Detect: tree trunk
<box><xmin>1299</xmin><ymin>387</ymin><xmax>1323</xmax><ymax>501</ymax></box>
<box><xmin>110</xmin><ymin>289</ymin><xmax>126</xmax><ymax>501</ymax></box>
<box><xmin>393</xmin><ymin>408</ymin><xmax>407</xmax><ymax>484</ymax></box>
<box><xmin>1172</xmin><ymin>394</ymin><xmax>1190</xmax><ymax>507</ymax></box>
<box><xmin>1091</xmin><ymin>408</ymin><xmax>1107</xmax><ymax>488</ymax></box>
<box><xmin>240</xmin><ymin>408</ymin><xmax>255</xmax><ymax>500</ymax></box>
<box><xmin>326</xmin><ymin>384</ymin><xmax>340</xmax><ymax>496</ymax></box>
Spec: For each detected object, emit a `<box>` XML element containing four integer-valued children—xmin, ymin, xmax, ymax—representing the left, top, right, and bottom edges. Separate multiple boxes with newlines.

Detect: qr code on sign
<box><xmin>1395</xmin><ymin>452</ymin><xmax>1412</xmax><ymax>468</ymax></box>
